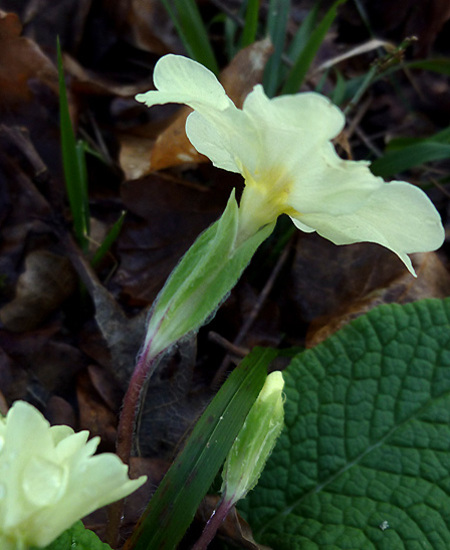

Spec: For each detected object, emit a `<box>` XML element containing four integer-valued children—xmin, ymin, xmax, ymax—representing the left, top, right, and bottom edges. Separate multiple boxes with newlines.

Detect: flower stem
<box><xmin>106</xmin><ymin>344</ymin><xmax>158</xmax><ymax>546</ymax></box>
<box><xmin>191</xmin><ymin>497</ymin><xmax>235</xmax><ymax>550</ymax></box>
<box><xmin>116</xmin><ymin>345</ymin><xmax>155</xmax><ymax>464</ymax></box>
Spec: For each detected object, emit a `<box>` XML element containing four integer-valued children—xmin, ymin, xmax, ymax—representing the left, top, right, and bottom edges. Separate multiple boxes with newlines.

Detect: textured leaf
<box><xmin>37</xmin><ymin>521</ymin><xmax>111</xmax><ymax>550</ymax></box>
<box><xmin>239</xmin><ymin>298</ymin><xmax>450</xmax><ymax>548</ymax></box>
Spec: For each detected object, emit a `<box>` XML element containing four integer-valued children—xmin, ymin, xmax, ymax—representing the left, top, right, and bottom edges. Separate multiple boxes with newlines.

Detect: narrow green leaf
<box><xmin>389</xmin><ymin>58</ymin><xmax>450</xmax><ymax>77</ymax></box>
<box><xmin>371</xmin><ymin>142</ymin><xmax>450</xmax><ymax>177</ymax></box>
<box><xmin>91</xmin><ymin>211</ymin><xmax>126</xmax><ymax>268</ymax></box>
<box><xmin>129</xmin><ymin>347</ymin><xmax>276</xmax><ymax>550</ymax></box>
<box><xmin>263</xmin><ymin>0</ymin><xmax>291</xmax><ymax>97</ymax></box>
<box><xmin>160</xmin><ymin>0</ymin><xmax>218</xmax><ymax>74</ymax></box>
<box><xmin>75</xmin><ymin>141</ymin><xmax>90</xmax><ymax>237</ymax></box>
<box><xmin>241</xmin><ymin>0</ymin><xmax>260</xmax><ymax>48</ymax></box>
<box><xmin>281</xmin><ymin>0</ymin><xmax>346</xmax><ymax>95</ymax></box>
<box><xmin>36</xmin><ymin>521</ymin><xmax>111</xmax><ymax>550</ymax></box>
<box><xmin>57</xmin><ymin>39</ymin><xmax>90</xmax><ymax>251</ymax></box>
<box><xmin>286</xmin><ymin>1</ymin><xmax>320</xmax><ymax>61</ymax></box>
<box><xmin>239</xmin><ymin>298</ymin><xmax>450</xmax><ymax>548</ymax></box>
<box><xmin>385</xmin><ymin>125</ymin><xmax>450</xmax><ymax>151</ymax></box>
<box><xmin>224</xmin><ymin>14</ymin><xmax>238</xmax><ymax>61</ymax></box>
<box><xmin>331</xmin><ymin>68</ymin><xmax>347</xmax><ymax>105</ymax></box>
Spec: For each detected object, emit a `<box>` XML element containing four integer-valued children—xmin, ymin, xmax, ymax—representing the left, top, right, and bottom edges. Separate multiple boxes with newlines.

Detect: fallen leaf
<box><xmin>0</xmin><ymin>325</ymin><xmax>85</xmax><ymax>402</ymax></box>
<box><xmin>0</xmin><ymin>11</ymin><xmax>58</xmax><ymax>109</ymax></box>
<box><xmin>108</xmin><ymin>0</ymin><xmax>177</xmax><ymax>55</ymax></box>
<box><xmin>114</xmin><ymin>168</ymin><xmax>237</xmax><ymax>305</ymax></box>
<box><xmin>76</xmin><ymin>368</ymin><xmax>118</xmax><ymax>449</ymax></box>
<box><xmin>0</xmin><ymin>250</ymin><xmax>78</xmax><ymax>332</ymax></box>
<box><xmin>306</xmin><ymin>251</ymin><xmax>450</xmax><ymax>347</ymax></box>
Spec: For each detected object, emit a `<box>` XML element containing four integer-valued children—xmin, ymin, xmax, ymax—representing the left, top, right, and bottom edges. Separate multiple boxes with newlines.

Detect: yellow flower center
<box><xmin>237</xmin><ymin>164</ymin><xmax>299</xmax><ymax>244</ymax></box>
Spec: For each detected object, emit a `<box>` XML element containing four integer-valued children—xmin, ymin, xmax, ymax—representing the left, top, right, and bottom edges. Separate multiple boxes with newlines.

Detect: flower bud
<box><xmin>221</xmin><ymin>371</ymin><xmax>285</xmax><ymax>503</ymax></box>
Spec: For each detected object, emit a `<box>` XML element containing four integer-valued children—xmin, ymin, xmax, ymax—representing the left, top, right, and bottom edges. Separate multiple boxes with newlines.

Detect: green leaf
<box><xmin>91</xmin><ymin>210</ymin><xmax>126</xmax><ymax>268</ymax></box>
<box><xmin>128</xmin><ymin>347</ymin><xmax>277</xmax><ymax>550</ymax></box>
<box><xmin>389</xmin><ymin>58</ymin><xmax>450</xmax><ymax>77</ymax></box>
<box><xmin>330</xmin><ymin>69</ymin><xmax>347</xmax><ymax>106</ymax></box>
<box><xmin>36</xmin><ymin>521</ymin><xmax>111</xmax><ymax>550</ymax></box>
<box><xmin>281</xmin><ymin>0</ymin><xmax>346</xmax><ymax>95</ymax></box>
<box><xmin>371</xmin><ymin>142</ymin><xmax>450</xmax><ymax>177</ymax></box>
<box><xmin>145</xmin><ymin>191</ymin><xmax>275</xmax><ymax>358</ymax></box>
<box><xmin>286</xmin><ymin>1</ymin><xmax>321</xmax><ymax>62</ymax></box>
<box><xmin>385</xmin><ymin>125</ymin><xmax>450</xmax><ymax>151</ymax></box>
<box><xmin>57</xmin><ymin>39</ymin><xmax>90</xmax><ymax>251</ymax></box>
<box><xmin>263</xmin><ymin>0</ymin><xmax>291</xmax><ymax>97</ymax></box>
<box><xmin>239</xmin><ymin>298</ymin><xmax>450</xmax><ymax>548</ymax></box>
<box><xmin>241</xmin><ymin>0</ymin><xmax>260</xmax><ymax>49</ymax></box>
<box><xmin>160</xmin><ymin>0</ymin><xmax>218</xmax><ymax>74</ymax></box>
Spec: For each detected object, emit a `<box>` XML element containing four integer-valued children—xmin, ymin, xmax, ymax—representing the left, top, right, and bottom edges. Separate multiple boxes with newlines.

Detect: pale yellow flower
<box><xmin>136</xmin><ymin>54</ymin><xmax>445</xmax><ymax>276</ymax></box>
<box><xmin>0</xmin><ymin>401</ymin><xmax>146</xmax><ymax>549</ymax></box>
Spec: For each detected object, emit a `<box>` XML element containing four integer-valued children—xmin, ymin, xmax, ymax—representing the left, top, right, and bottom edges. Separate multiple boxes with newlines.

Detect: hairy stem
<box><xmin>191</xmin><ymin>498</ymin><xmax>235</xmax><ymax>550</ymax></box>
<box><xmin>106</xmin><ymin>344</ymin><xmax>158</xmax><ymax>546</ymax></box>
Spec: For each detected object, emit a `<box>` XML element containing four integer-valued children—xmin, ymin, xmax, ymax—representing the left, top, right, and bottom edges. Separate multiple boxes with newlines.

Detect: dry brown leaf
<box><xmin>306</xmin><ymin>251</ymin><xmax>450</xmax><ymax>347</ymax></box>
<box><xmin>0</xmin><ymin>325</ymin><xmax>85</xmax><ymax>402</ymax></box>
<box><xmin>0</xmin><ymin>250</ymin><xmax>78</xmax><ymax>332</ymax></box>
<box><xmin>76</xmin><ymin>368</ymin><xmax>118</xmax><ymax>449</ymax></box>
<box><xmin>63</xmin><ymin>53</ymin><xmax>152</xmax><ymax>98</ymax></box>
<box><xmin>115</xmin><ymin>169</ymin><xmax>236</xmax><ymax>305</ymax></box>
<box><xmin>0</xmin><ymin>11</ymin><xmax>58</xmax><ymax>109</ymax></box>
<box><xmin>120</xmin><ymin>37</ymin><xmax>273</xmax><ymax>177</ymax></box>
<box><xmin>46</xmin><ymin>395</ymin><xmax>77</xmax><ymax>429</ymax></box>
<box><xmin>120</xmin><ymin>0</ymin><xmax>177</xmax><ymax>55</ymax></box>
<box><xmin>288</xmin><ymin>233</ymin><xmax>407</xmax><ymax>325</ymax></box>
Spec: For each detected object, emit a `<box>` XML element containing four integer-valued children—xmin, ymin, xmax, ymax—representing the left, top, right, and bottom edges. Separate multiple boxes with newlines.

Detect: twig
<box><xmin>208</xmin><ymin>332</ymin><xmax>248</xmax><ymax>357</ymax></box>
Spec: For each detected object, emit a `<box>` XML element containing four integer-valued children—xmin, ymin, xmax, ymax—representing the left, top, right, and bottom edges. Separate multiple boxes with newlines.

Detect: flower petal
<box><xmin>136</xmin><ymin>54</ymin><xmax>232</xmax><ymax>112</ymax></box>
<box><xmin>0</xmin><ymin>401</ymin><xmax>147</xmax><ymax>548</ymax></box>
<box><xmin>185</xmin><ymin>110</ymin><xmax>255</xmax><ymax>173</ymax></box>
<box><xmin>291</xmin><ymin>181</ymin><xmax>445</xmax><ymax>275</ymax></box>
<box><xmin>244</xmin><ymin>87</ymin><xmax>344</xmax><ymax>142</ymax></box>
<box><xmin>241</xmin><ymin>87</ymin><xmax>345</xmax><ymax>175</ymax></box>
<box><xmin>32</xmin><ymin>454</ymin><xmax>145</xmax><ymax>547</ymax></box>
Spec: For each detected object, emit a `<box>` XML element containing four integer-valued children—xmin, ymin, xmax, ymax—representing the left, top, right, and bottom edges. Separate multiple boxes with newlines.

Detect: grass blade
<box><xmin>161</xmin><ymin>0</ymin><xmax>218</xmax><ymax>74</ymax></box>
<box><xmin>263</xmin><ymin>0</ymin><xmax>291</xmax><ymax>97</ymax></box>
<box><xmin>57</xmin><ymin>39</ymin><xmax>90</xmax><ymax>251</ymax></box>
<box><xmin>281</xmin><ymin>0</ymin><xmax>346</xmax><ymax>95</ymax></box>
<box><xmin>286</xmin><ymin>1</ymin><xmax>320</xmax><ymax>61</ymax></box>
<box><xmin>371</xmin><ymin>142</ymin><xmax>450</xmax><ymax>178</ymax></box>
<box><xmin>241</xmin><ymin>0</ymin><xmax>260</xmax><ymax>48</ymax></box>
<box><xmin>385</xmin><ymin>125</ymin><xmax>450</xmax><ymax>150</ymax></box>
<box><xmin>126</xmin><ymin>347</ymin><xmax>276</xmax><ymax>550</ymax></box>
<box><xmin>91</xmin><ymin>211</ymin><xmax>126</xmax><ymax>268</ymax></box>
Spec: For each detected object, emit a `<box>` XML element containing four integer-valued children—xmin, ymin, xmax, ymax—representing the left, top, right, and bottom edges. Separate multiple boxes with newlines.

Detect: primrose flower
<box><xmin>0</xmin><ymin>401</ymin><xmax>146</xmax><ymax>550</ymax></box>
<box><xmin>136</xmin><ymin>54</ymin><xmax>444</xmax><ymax>276</ymax></box>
